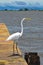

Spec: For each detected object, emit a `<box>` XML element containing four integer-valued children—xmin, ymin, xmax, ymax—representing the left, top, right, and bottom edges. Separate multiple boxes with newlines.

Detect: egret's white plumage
<box><xmin>6</xmin><ymin>18</ymin><xmax>31</xmax><ymax>55</ymax></box>
<box><xmin>6</xmin><ymin>32</ymin><xmax>22</xmax><ymax>41</ymax></box>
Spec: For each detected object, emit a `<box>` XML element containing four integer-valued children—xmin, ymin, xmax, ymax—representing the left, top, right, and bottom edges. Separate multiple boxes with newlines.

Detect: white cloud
<box><xmin>0</xmin><ymin>0</ymin><xmax>43</xmax><ymax>6</ymax></box>
<box><xmin>0</xmin><ymin>0</ymin><xmax>28</xmax><ymax>6</ymax></box>
<box><xmin>0</xmin><ymin>0</ymin><xmax>26</xmax><ymax>3</ymax></box>
<box><xmin>0</xmin><ymin>0</ymin><xmax>13</xmax><ymax>3</ymax></box>
<box><xmin>0</xmin><ymin>0</ymin><xmax>42</xmax><ymax>3</ymax></box>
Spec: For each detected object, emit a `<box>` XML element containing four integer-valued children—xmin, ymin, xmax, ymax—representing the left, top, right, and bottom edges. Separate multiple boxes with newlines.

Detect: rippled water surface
<box><xmin>0</xmin><ymin>11</ymin><xmax>43</xmax><ymax>65</ymax></box>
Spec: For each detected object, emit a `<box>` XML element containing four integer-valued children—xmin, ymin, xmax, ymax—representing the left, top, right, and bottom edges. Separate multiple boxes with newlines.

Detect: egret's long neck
<box><xmin>21</xmin><ymin>21</ymin><xmax>23</xmax><ymax>35</ymax></box>
<box><xmin>20</xmin><ymin>18</ymin><xmax>25</xmax><ymax>36</ymax></box>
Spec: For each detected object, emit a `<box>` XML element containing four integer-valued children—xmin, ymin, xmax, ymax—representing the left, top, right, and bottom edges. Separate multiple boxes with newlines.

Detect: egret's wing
<box><xmin>6</xmin><ymin>32</ymin><xmax>21</xmax><ymax>41</ymax></box>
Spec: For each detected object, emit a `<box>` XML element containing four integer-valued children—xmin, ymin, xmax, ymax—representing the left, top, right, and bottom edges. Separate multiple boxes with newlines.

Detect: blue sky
<box><xmin>0</xmin><ymin>0</ymin><xmax>43</xmax><ymax>10</ymax></box>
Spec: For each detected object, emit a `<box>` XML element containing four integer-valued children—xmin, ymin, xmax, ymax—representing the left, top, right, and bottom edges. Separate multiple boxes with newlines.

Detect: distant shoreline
<box><xmin>0</xmin><ymin>10</ymin><xmax>43</xmax><ymax>11</ymax></box>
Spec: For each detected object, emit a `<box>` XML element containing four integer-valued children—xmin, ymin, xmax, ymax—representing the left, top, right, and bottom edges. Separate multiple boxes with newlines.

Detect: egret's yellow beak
<box><xmin>26</xmin><ymin>18</ymin><xmax>32</xmax><ymax>20</ymax></box>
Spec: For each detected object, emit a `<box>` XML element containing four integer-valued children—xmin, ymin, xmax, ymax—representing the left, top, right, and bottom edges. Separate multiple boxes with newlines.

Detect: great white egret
<box><xmin>6</xmin><ymin>18</ymin><xmax>31</xmax><ymax>56</ymax></box>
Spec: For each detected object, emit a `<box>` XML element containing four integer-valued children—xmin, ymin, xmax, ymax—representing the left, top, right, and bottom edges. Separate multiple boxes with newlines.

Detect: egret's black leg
<box><xmin>16</xmin><ymin>42</ymin><xmax>18</xmax><ymax>53</ymax></box>
<box><xmin>13</xmin><ymin>42</ymin><xmax>18</xmax><ymax>55</ymax></box>
<box><xmin>12</xmin><ymin>42</ymin><xmax>15</xmax><ymax>55</ymax></box>
<box><xmin>11</xmin><ymin>42</ymin><xmax>22</xmax><ymax>56</ymax></box>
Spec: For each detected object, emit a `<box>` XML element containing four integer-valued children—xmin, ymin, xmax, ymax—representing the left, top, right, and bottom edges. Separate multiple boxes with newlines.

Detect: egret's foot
<box><xmin>12</xmin><ymin>54</ymin><xmax>22</xmax><ymax>56</ymax></box>
<box><xmin>8</xmin><ymin>54</ymin><xmax>22</xmax><ymax>57</ymax></box>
